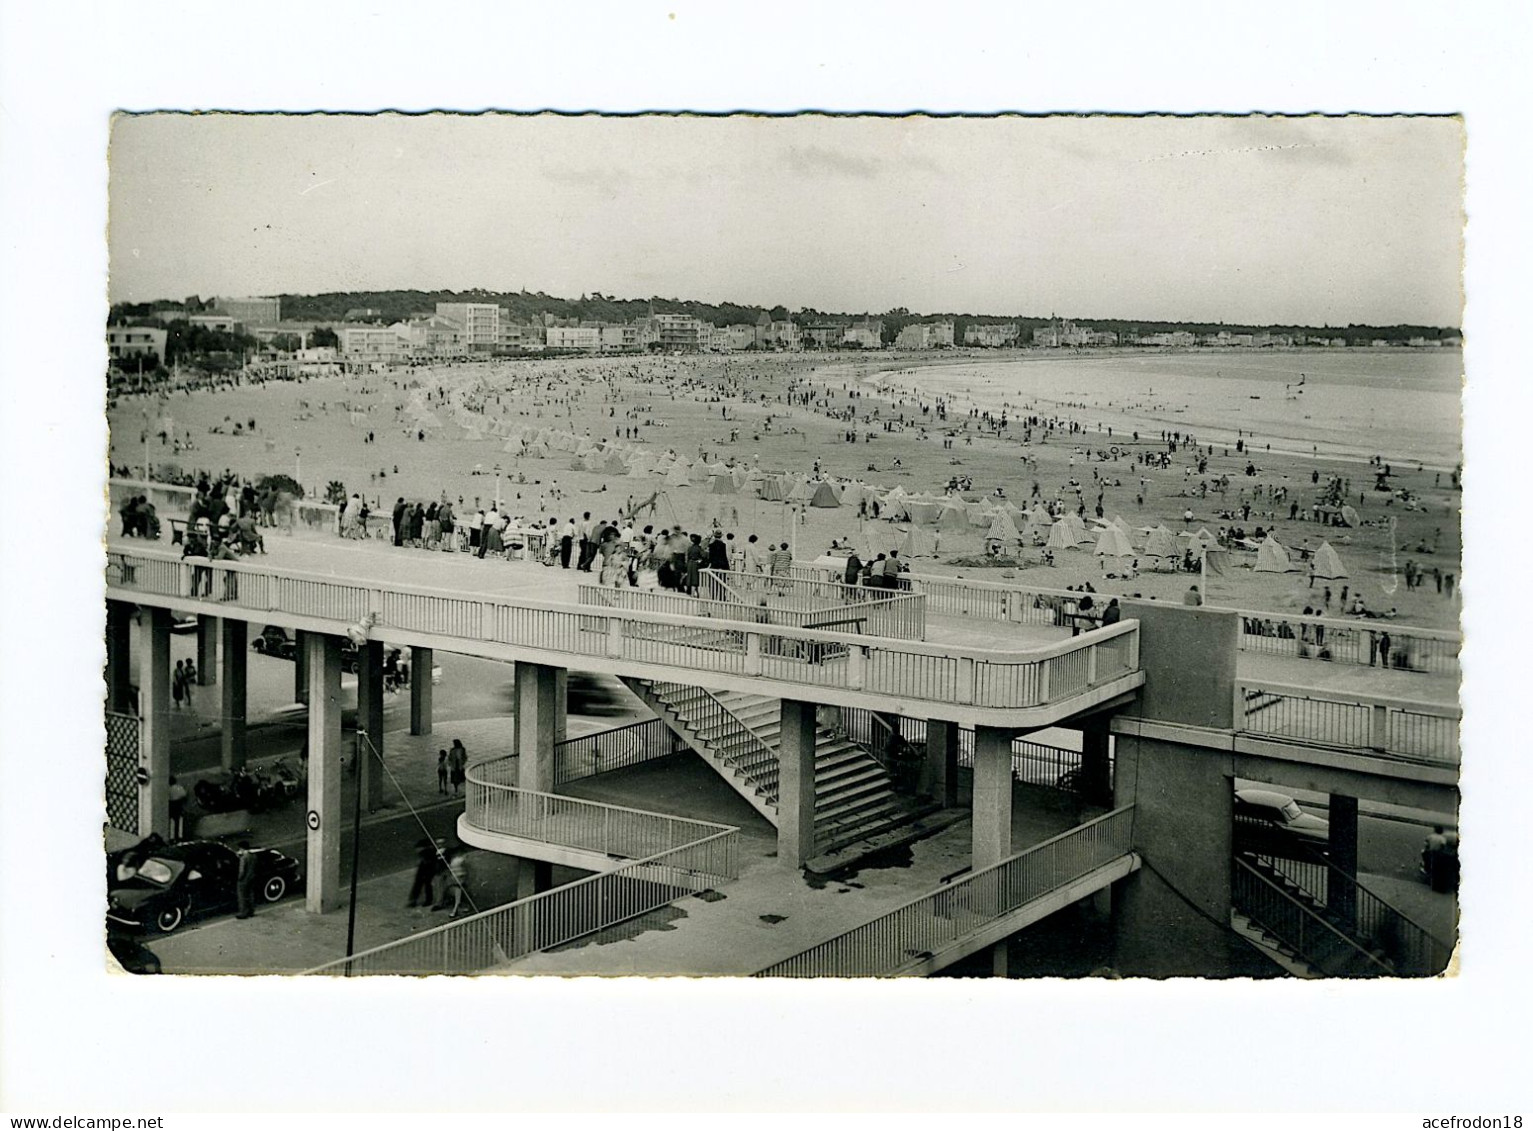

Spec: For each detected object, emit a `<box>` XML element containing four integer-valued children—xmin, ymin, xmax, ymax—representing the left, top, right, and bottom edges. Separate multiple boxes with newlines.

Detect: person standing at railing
<box><xmin>843</xmin><ymin>550</ymin><xmax>863</xmax><ymax>587</ymax></box>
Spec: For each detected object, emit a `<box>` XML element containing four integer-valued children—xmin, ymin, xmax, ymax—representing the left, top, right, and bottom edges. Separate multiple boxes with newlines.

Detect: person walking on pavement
<box><xmin>437</xmin><ymin>748</ymin><xmax>449</xmax><ymax>794</ymax></box>
<box><xmin>172</xmin><ymin>660</ymin><xmax>186</xmax><ymax>710</ymax></box>
<box><xmin>448</xmin><ymin>738</ymin><xmax>468</xmax><ymax>796</ymax></box>
<box><xmin>407</xmin><ymin>838</ymin><xmax>438</xmax><ymax>909</ymax></box>
<box><xmin>168</xmin><ymin>776</ymin><xmax>187</xmax><ymax>839</ymax></box>
<box><xmin>234</xmin><ymin>841</ymin><xmax>259</xmax><ymax>919</ymax></box>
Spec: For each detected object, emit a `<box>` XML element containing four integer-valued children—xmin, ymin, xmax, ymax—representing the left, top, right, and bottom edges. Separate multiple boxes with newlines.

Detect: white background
<box><xmin>0</xmin><ymin>0</ymin><xmax>1525</xmax><ymax>1115</ymax></box>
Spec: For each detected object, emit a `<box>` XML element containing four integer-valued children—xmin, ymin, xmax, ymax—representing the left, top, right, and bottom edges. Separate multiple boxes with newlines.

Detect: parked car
<box><xmin>1234</xmin><ymin>788</ymin><xmax>1330</xmax><ymax>848</ymax></box>
<box><xmin>251</xmin><ymin>625</ymin><xmax>298</xmax><ymax>659</ymax></box>
<box><xmin>106</xmin><ymin>839</ymin><xmax>302</xmax><ymax>934</ymax></box>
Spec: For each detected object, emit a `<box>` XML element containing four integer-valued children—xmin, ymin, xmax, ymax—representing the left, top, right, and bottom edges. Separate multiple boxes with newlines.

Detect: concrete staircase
<box><xmin>1231</xmin><ymin>854</ymin><xmax>1395</xmax><ymax>977</ymax></box>
<box><xmin>622</xmin><ymin>678</ymin><xmax>916</xmax><ymax>853</ymax></box>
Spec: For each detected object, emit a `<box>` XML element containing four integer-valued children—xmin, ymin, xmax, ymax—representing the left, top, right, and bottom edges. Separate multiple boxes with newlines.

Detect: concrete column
<box><xmin>516</xmin><ymin>858</ymin><xmax>556</xmax><ymax>900</ymax></box>
<box><xmin>923</xmin><ymin>718</ymin><xmax>960</xmax><ymax>808</ymax></box>
<box><xmin>305</xmin><ymin>633</ymin><xmax>344</xmax><ymax>913</ymax></box>
<box><xmin>554</xmin><ymin>669</ymin><xmax>568</xmax><ymax>744</ymax></box>
<box><xmin>219</xmin><ymin>619</ymin><xmax>248</xmax><ymax>773</ymax></box>
<box><xmin>409</xmin><ymin>646</ymin><xmax>434</xmax><ymax>736</ymax></box>
<box><xmin>991</xmin><ymin>941</ymin><xmax>1010</xmax><ymax>978</ymax></box>
<box><xmin>196</xmin><ymin>615</ymin><xmax>217</xmax><ymax>686</ymax></box>
<box><xmin>1080</xmin><ymin>715</ymin><xmax>1112</xmax><ymax>806</ymax></box>
<box><xmin>514</xmin><ymin>661</ymin><xmax>560</xmax><ymax>792</ymax></box>
<box><xmin>777</xmin><ymin>699</ymin><xmax>818</xmax><ymax>869</ymax></box>
<box><xmin>356</xmin><ymin>640</ymin><xmax>386</xmax><ymax>813</ymax></box>
<box><xmin>1109</xmin><ymin>735</ymin><xmax>1234</xmax><ymax>976</ymax></box>
<box><xmin>294</xmin><ymin>630</ymin><xmax>309</xmax><ymax>705</ymax></box>
<box><xmin>1328</xmin><ymin>793</ymin><xmax>1360</xmax><ymax>932</ymax></box>
<box><xmin>972</xmin><ymin>725</ymin><xmax>1015</xmax><ymax>870</ymax></box>
<box><xmin>105</xmin><ymin>600</ymin><xmax>134</xmax><ymax>713</ymax></box>
<box><xmin>137</xmin><ymin>607</ymin><xmax>172</xmax><ymax>839</ymax></box>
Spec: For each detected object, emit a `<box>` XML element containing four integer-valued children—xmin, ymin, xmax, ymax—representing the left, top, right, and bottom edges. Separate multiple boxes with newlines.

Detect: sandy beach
<box><xmin>107</xmin><ymin>348</ymin><xmax>1464</xmax><ymax>631</ymax></box>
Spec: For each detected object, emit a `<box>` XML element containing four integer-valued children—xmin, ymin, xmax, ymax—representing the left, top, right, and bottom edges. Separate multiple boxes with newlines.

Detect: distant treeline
<box><xmin>109</xmin><ymin>290</ymin><xmax>1460</xmax><ymax>346</ymax></box>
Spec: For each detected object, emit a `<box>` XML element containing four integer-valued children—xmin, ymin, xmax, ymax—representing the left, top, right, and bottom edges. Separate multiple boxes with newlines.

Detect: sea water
<box><xmin>874</xmin><ymin>349</ymin><xmax>1463</xmax><ymax>469</ymax></box>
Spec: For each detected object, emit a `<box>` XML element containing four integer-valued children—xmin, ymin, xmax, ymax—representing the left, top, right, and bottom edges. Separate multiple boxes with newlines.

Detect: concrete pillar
<box><xmin>356</xmin><ymin>640</ymin><xmax>386</xmax><ymax>813</ymax></box>
<box><xmin>304</xmin><ymin>633</ymin><xmax>344</xmax><ymax>913</ymax></box>
<box><xmin>196</xmin><ymin>615</ymin><xmax>217</xmax><ymax>686</ymax></box>
<box><xmin>105</xmin><ymin>600</ymin><xmax>134</xmax><ymax>713</ymax></box>
<box><xmin>1110</xmin><ymin>735</ymin><xmax>1234</xmax><ymax>976</ymax></box>
<box><xmin>1328</xmin><ymin>793</ymin><xmax>1360</xmax><ymax>932</ymax></box>
<box><xmin>1080</xmin><ymin>715</ymin><xmax>1112</xmax><ymax>805</ymax></box>
<box><xmin>409</xmin><ymin>646</ymin><xmax>434</xmax><ymax>736</ymax></box>
<box><xmin>294</xmin><ymin>630</ymin><xmax>309</xmax><ymax>705</ymax></box>
<box><xmin>554</xmin><ymin>669</ymin><xmax>568</xmax><ymax>744</ymax></box>
<box><xmin>991</xmin><ymin>941</ymin><xmax>1010</xmax><ymax>978</ymax></box>
<box><xmin>137</xmin><ymin>607</ymin><xmax>172</xmax><ymax>839</ymax></box>
<box><xmin>777</xmin><ymin>699</ymin><xmax>818</xmax><ymax>869</ymax></box>
<box><xmin>219</xmin><ymin>619</ymin><xmax>248</xmax><ymax>773</ymax></box>
<box><xmin>514</xmin><ymin>661</ymin><xmax>560</xmax><ymax>793</ymax></box>
<box><xmin>516</xmin><ymin>858</ymin><xmax>556</xmax><ymax>900</ymax></box>
<box><xmin>923</xmin><ymin>718</ymin><xmax>960</xmax><ymax>808</ymax></box>
<box><xmin>972</xmin><ymin>725</ymin><xmax>1015</xmax><ymax>870</ymax></box>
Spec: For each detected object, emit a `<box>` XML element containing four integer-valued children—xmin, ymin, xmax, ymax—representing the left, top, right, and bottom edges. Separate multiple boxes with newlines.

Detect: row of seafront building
<box><xmin>108</xmin><ymin>296</ymin><xmax>1463</xmax><ymax>375</ymax></box>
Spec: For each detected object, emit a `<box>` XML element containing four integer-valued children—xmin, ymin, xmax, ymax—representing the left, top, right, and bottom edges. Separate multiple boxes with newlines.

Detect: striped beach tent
<box><xmin>1255</xmin><ymin>536</ymin><xmax>1296</xmax><ymax>573</ymax></box>
<box><xmin>1144</xmin><ymin>525</ymin><xmax>1181</xmax><ymax>561</ymax></box>
<box><xmin>1311</xmin><ymin>541</ymin><xmax>1349</xmax><ymax>579</ymax></box>
<box><xmin>1094</xmin><ymin>525</ymin><xmax>1136</xmax><ymax>558</ymax></box>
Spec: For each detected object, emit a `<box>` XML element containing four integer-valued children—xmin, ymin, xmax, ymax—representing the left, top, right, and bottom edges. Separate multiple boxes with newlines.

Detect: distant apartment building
<box><xmin>435</xmin><ymin>302</ymin><xmax>500</xmax><ymax>352</ymax></box>
<box><xmin>842</xmin><ymin>320</ymin><xmax>884</xmax><ymax>349</ymax></box>
<box><xmin>188</xmin><ymin>312</ymin><xmax>237</xmax><ymax>333</ymax></box>
<box><xmin>339</xmin><ymin>325</ymin><xmax>405</xmax><ymax>368</ymax></box>
<box><xmin>546</xmin><ymin>325</ymin><xmax>603</xmax><ymax>352</ymax></box>
<box><xmin>802</xmin><ymin>323</ymin><xmax>843</xmax><ymax>350</ymax></box>
<box><xmin>720</xmin><ymin>324</ymin><xmax>757</xmax><ymax>351</ymax></box>
<box><xmin>393</xmin><ymin>315</ymin><xmax>466</xmax><ymax>358</ymax></box>
<box><xmin>107</xmin><ymin>325</ymin><xmax>168</xmax><ymax>362</ymax></box>
<box><xmin>897</xmin><ymin>321</ymin><xmax>956</xmax><ymax>349</ymax></box>
<box><xmin>497</xmin><ymin>315</ymin><xmax>545</xmax><ymax>351</ymax></box>
<box><xmin>655</xmin><ymin>313</ymin><xmax>704</xmax><ymax>352</ymax></box>
<box><xmin>753</xmin><ymin>313</ymin><xmax>802</xmax><ymax>350</ymax></box>
<box><xmin>213</xmin><ymin>296</ymin><xmax>282</xmax><ymax>328</ymax></box>
<box><xmin>1140</xmin><ymin>330</ymin><xmax>1197</xmax><ymax>347</ymax></box>
<box><xmin>963</xmin><ymin>322</ymin><xmax>1016</xmax><ymax>348</ymax></box>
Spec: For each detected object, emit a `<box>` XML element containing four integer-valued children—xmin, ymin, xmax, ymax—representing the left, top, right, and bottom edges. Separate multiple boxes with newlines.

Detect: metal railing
<box><xmin>466</xmin><ymin>763</ymin><xmax>739</xmax><ymax>863</ymax></box>
<box><xmin>1239</xmin><ymin>848</ymin><xmax>1453</xmax><ymax>977</ymax></box>
<box><xmin>697</xmin><ymin>569</ymin><xmax>928</xmax><ymax>641</ymax></box>
<box><xmin>644</xmin><ymin>680</ymin><xmax>782</xmax><ymax>802</ymax></box>
<box><xmin>755</xmin><ymin>806</ymin><xmax>1136</xmax><ymax>977</ymax></box>
<box><xmin>106</xmin><ymin>546</ymin><xmax>1142</xmax><ymax>720</ymax></box>
<box><xmin>839</xmin><ymin>710</ymin><xmax>1090</xmax><ymax>791</ymax></box>
<box><xmin>1232</xmin><ymin>856</ymin><xmax>1393</xmax><ymax>977</ymax></box>
<box><xmin>553</xmin><ymin>718</ymin><xmax>686</xmax><ymax>786</ymax></box>
<box><xmin>307</xmin><ymin>811</ymin><xmax>739</xmax><ymax>977</ymax></box>
<box><xmin>1236</xmin><ymin>682</ymin><xmax>1460</xmax><ymax>765</ymax></box>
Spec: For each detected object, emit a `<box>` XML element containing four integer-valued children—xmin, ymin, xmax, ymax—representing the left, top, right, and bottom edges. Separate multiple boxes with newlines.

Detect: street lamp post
<box><xmin>494</xmin><ymin>464</ymin><xmax>503</xmax><ymax>510</ymax></box>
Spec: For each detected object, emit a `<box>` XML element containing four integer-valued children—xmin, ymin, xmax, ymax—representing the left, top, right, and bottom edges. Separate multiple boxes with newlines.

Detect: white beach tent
<box><xmin>1046</xmin><ymin>521</ymin><xmax>1079</xmax><ymax>552</ymax></box>
<box><xmin>1027</xmin><ymin>504</ymin><xmax>1054</xmax><ymax>528</ymax></box>
<box><xmin>938</xmin><ymin>502</ymin><xmax>971</xmax><ymax>533</ymax></box>
<box><xmin>906</xmin><ymin>494</ymin><xmax>943</xmax><ymax>524</ymax></box>
<box><xmin>1144</xmin><ymin>525</ymin><xmax>1181</xmax><ymax>561</ymax></box>
<box><xmin>1311</xmin><ymin>541</ymin><xmax>1349</xmax><ymax>579</ymax></box>
<box><xmin>809</xmin><ymin>480</ymin><xmax>842</xmax><ymax>508</ymax></box>
<box><xmin>1094</xmin><ymin>525</ymin><xmax>1136</xmax><ymax>558</ymax></box>
<box><xmin>897</xmin><ymin>526</ymin><xmax>937</xmax><ymax>558</ymax></box>
<box><xmin>985</xmin><ymin>511</ymin><xmax>1022</xmax><ymax>544</ymax></box>
<box><xmin>665</xmin><ymin>460</ymin><xmax>692</xmax><ymax>486</ymax></box>
<box><xmin>1255</xmin><ymin>536</ymin><xmax>1297</xmax><ymax>573</ymax></box>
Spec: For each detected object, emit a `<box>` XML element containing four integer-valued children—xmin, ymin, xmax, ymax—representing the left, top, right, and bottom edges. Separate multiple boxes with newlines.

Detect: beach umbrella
<box><xmin>1311</xmin><ymin>541</ymin><xmax>1349</xmax><ymax>579</ymax></box>
<box><xmin>1094</xmin><ymin>525</ymin><xmax>1136</xmax><ymax>558</ymax></box>
<box><xmin>809</xmin><ymin>480</ymin><xmax>842</xmax><ymax>508</ymax></box>
<box><xmin>1340</xmin><ymin>505</ymin><xmax>1361</xmax><ymax>528</ymax></box>
<box><xmin>1255</xmin><ymin>536</ymin><xmax>1296</xmax><ymax>573</ymax></box>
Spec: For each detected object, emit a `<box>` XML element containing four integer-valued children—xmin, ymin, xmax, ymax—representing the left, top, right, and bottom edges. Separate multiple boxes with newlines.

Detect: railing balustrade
<box><xmin>755</xmin><ymin>806</ymin><xmax>1136</xmax><ymax>977</ymax></box>
<box><xmin>553</xmin><ymin>718</ymin><xmax>686</xmax><ymax>786</ymax></box>
<box><xmin>106</xmin><ymin>546</ymin><xmax>1143</xmax><ymax>720</ymax></box>
<box><xmin>1236</xmin><ymin>682</ymin><xmax>1460</xmax><ymax>764</ymax></box>
<box><xmin>1232</xmin><ymin>857</ymin><xmax>1393</xmax><ymax>976</ymax></box>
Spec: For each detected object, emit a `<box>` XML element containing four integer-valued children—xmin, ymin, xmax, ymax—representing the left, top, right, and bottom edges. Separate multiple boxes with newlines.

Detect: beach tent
<box><xmin>860</xmin><ymin>526</ymin><xmax>899</xmax><ymax>560</ymax></box>
<box><xmin>809</xmin><ymin>480</ymin><xmax>842</xmax><ymax>508</ymax></box>
<box><xmin>937</xmin><ymin>502</ymin><xmax>971</xmax><ymax>534</ymax></box>
<box><xmin>665</xmin><ymin>461</ymin><xmax>692</xmax><ymax>487</ymax></box>
<box><xmin>1060</xmin><ymin>513</ymin><xmax>1091</xmax><ymax>545</ymax></box>
<box><xmin>1255</xmin><ymin>536</ymin><xmax>1296</xmax><ymax>573</ymax></box>
<box><xmin>1094</xmin><ymin>525</ymin><xmax>1136</xmax><ymax>558</ymax></box>
<box><xmin>758</xmin><ymin>476</ymin><xmax>785</xmax><ymax>502</ymax></box>
<box><xmin>1112</xmin><ymin>515</ymin><xmax>1135</xmax><ymax>537</ymax></box>
<box><xmin>840</xmin><ymin>482</ymin><xmax>866</xmax><ymax>509</ymax></box>
<box><xmin>604</xmin><ymin>450</ymin><xmax>629</xmax><ymax>475</ymax></box>
<box><xmin>1311</xmin><ymin>541</ymin><xmax>1349</xmax><ymax>579</ymax></box>
<box><xmin>1046</xmin><ymin>522</ymin><xmax>1080</xmax><ymax>552</ymax></box>
<box><xmin>906</xmin><ymin>494</ymin><xmax>943</xmax><ymax>524</ymax></box>
<box><xmin>985</xmin><ymin>511</ymin><xmax>1022</xmax><ymax>544</ymax></box>
<box><xmin>744</xmin><ymin>467</ymin><xmax>765</xmax><ymax>485</ymax></box>
<box><xmin>788</xmin><ymin>477</ymin><xmax>814</xmax><ymax>503</ymax></box>
<box><xmin>690</xmin><ymin>461</ymin><xmax>712</xmax><ymax>486</ymax></box>
<box><xmin>1144</xmin><ymin>525</ymin><xmax>1181</xmax><ymax>561</ymax></box>
<box><xmin>1027</xmin><ymin>504</ymin><xmax>1053</xmax><ymax>528</ymax></box>
<box><xmin>709</xmin><ymin>473</ymin><xmax>738</xmax><ymax>495</ymax></box>
<box><xmin>731</xmin><ymin>466</ymin><xmax>749</xmax><ymax>489</ymax></box>
<box><xmin>897</xmin><ymin>526</ymin><xmax>937</xmax><ymax>558</ymax></box>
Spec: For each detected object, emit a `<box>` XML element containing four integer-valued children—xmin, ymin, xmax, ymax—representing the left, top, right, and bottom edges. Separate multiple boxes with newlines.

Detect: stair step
<box><xmin>816</xmin><ymin>790</ymin><xmax>899</xmax><ymax>823</ymax></box>
<box><xmin>815</xmin><ymin>763</ymin><xmax>887</xmax><ymax>793</ymax></box>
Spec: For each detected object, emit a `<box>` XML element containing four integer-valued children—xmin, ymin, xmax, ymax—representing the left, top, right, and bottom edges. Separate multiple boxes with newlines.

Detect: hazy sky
<box><xmin>108</xmin><ymin>113</ymin><xmax>1464</xmax><ymax>326</ymax></box>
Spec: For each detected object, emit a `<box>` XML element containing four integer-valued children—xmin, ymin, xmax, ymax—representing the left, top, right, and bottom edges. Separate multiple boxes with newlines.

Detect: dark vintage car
<box><xmin>107</xmin><ymin>839</ymin><xmax>302</xmax><ymax>934</ymax></box>
<box><xmin>251</xmin><ymin>625</ymin><xmax>299</xmax><ymax>659</ymax></box>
